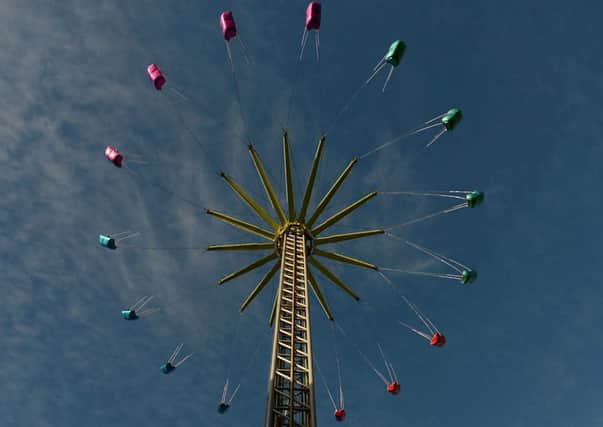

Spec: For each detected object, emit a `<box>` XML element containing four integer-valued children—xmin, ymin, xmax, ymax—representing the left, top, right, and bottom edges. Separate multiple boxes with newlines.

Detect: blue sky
<box><xmin>1</xmin><ymin>1</ymin><xmax>602</xmax><ymax>426</ymax></box>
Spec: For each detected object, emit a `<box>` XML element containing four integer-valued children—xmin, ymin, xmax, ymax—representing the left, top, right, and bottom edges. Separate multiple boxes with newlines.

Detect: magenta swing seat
<box><xmin>146</xmin><ymin>63</ymin><xmax>166</xmax><ymax>90</ymax></box>
<box><xmin>104</xmin><ymin>145</ymin><xmax>123</xmax><ymax>168</ymax></box>
<box><xmin>305</xmin><ymin>2</ymin><xmax>321</xmax><ymax>30</ymax></box>
<box><xmin>220</xmin><ymin>11</ymin><xmax>237</xmax><ymax>41</ymax></box>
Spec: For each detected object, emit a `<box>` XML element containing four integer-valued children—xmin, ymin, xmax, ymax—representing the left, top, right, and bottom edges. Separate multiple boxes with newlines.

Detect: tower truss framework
<box><xmin>266</xmin><ymin>225</ymin><xmax>315</xmax><ymax>427</ymax></box>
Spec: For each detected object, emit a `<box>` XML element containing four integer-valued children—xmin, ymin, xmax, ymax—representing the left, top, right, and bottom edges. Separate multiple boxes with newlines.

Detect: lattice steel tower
<box><xmin>207</xmin><ymin>131</ymin><xmax>382</xmax><ymax>426</ymax></box>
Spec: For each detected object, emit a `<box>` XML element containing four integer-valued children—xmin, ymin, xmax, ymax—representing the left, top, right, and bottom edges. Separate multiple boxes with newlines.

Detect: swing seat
<box><xmin>465</xmin><ymin>191</ymin><xmax>484</xmax><ymax>208</ymax></box>
<box><xmin>220</xmin><ymin>11</ymin><xmax>237</xmax><ymax>41</ymax></box>
<box><xmin>218</xmin><ymin>402</ymin><xmax>230</xmax><ymax>413</ymax></box>
<box><xmin>334</xmin><ymin>408</ymin><xmax>346</xmax><ymax>421</ymax></box>
<box><xmin>387</xmin><ymin>382</ymin><xmax>400</xmax><ymax>394</ymax></box>
<box><xmin>441</xmin><ymin>108</ymin><xmax>462</xmax><ymax>131</ymax></box>
<box><xmin>460</xmin><ymin>269</ymin><xmax>477</xmax><ymax>284</ymax></box>
<box><xmin>160</xmin><ymin>362</ymin><xmax>175</xmax><ymax>374</ymax></box>
<box><xmin>99</xmin><ymin>234</ymin><xmax>116</xmax><ymax>250</ymax></box>
<box><xmin>305</xmin><ymin>2</ymin><xmax>321</xmax><ymax>30</ymax></box>
<box><xmin>384</xmin><ymin>40</ymin><xmax>406</xmax><ymax>67</ymax></box>
<box><xmin>147</xmin><ymin>64</ymin><xmax>166</xmax><ymax>90</ymax></box>
<box><xmin>104</xmin><ymin>145</ymin><xmax>123</xmax><ymax>167</ymax></box>
<box><xmin>121</xmin><ymin>309</ymin><xmax>138</xmax><ymax>320</ymax></box>
<box><xmin>430</xmin><ymin>333</ymin><xmax>446</xmax><ymax>347</ymax></box>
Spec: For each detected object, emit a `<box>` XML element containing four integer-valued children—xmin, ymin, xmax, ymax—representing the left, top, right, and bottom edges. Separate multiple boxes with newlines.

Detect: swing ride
<box><xmin>98</xmin><ymin>231</ymin><xmax>139</xmax><ymax>250</ymax></box>
<box><xmin>220</xmin><ymin>11</ymin><xmax>251</xmax><ymax>66</ymax></box>
<box><xmin>160</xmin><ymin>343</ymin><xmax>193</xmax><ymax>374</ymax></box>
<box><xmin>104</xmin><ymin>145</ymin><xmax>123</xmax><ymax>168</ymax></box>
<box><xmin>146</xmin><ymin>63</ymin><xmax>166</xmax><ymax>90</ymax></box>
<box><xmin>398</xmin><ymin>295</ymin><xmax>446</xmax><ymax>348</ymax></box>
<box><xmin>97</xmin><ymin>2</ymin><xmax>485</xmax><ymax>425</ymax></box>
<box><xmin>300</xmin><ymin>2</ymin><xmax>321</xmax><ymax>61</ymax></box>
<box><xmin>366</xmin><ymin>40</ymin><xmax>406</xmax><ymax>92</ymax></box>
<box><xmin>121</xmin><ymin>296</ymin><xmax>159</xmax><ymax>321</ymax></box>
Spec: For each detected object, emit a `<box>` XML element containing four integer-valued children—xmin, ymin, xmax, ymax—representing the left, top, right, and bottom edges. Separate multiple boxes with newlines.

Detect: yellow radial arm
<box><xmin>283</xmin><ymin>131</ymin><xmax>296</xmax><ymax>221</ymax></box>
<box><xmin>306</xmin><ymin>157</ymin><xmax>357</xmax><ymax>228</ymax></box>
<box><xmin>311</xmin><ymin>191</ymin><xmax>378</xmax><ymax>235</ymax></box>
<box><xmin>306</xmin><ymin>267</ymin><xmax>334</xmax><ymax>320</ymax></box>
<box><xmin>219</xmin><ymin>252</ymin><xmax>278</xmax><ymax>285</ymax></box>
<box><xmin>315</xmin><ymin>229</ymin><xmax>384</xmax><ymax>245</ymax></box>
<box><xmin>206</xmin><ymin>209</ymin><xmax>275</xmax><ymax>240</ymax></box>
<box><xmin>309</xmin><ymin>256</ymin><xmax>360</xmax><ymax>301</ymax></box>
<box><xmin>240</xmin><ymin>260</ymin><xmax>281</xmax><ymax>312</ymax></box>
<box><xmin>269</xmin><ymin>286</ymin><xmax>278</xmax><ymax>327</ymax></box>
<box><xmin>248</xmin><ymin>144</ymin><xmax>287</xmax><ymax>225</ymax></box>
<box><xmin>208</xmin><ymin>242</ymin><xmax>274</xmax><ymax>251</ymax></box>
<box><xmin>298</xmin><ymin>136</ymin><xmax>325</xmax><ymax>222</ymax></box>
<box><xmin>220</xmin><ymin>172</ymin><xmax>279</xmax><ymax>231</ymax></box>
<box><xmin>312</xmin><ymin>248</ymin><xmax>378</xmax><ymax>270</ymax></box>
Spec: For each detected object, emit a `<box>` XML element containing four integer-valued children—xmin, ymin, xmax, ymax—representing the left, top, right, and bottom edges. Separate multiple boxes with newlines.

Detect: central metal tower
<box><xmin>207</xmin><ymin>131</ymin><xmax>382</xmax><ymax>426</ymax></box>
<box><xmin>266</xmin><ymin>225</ymin><xmax>316</xmax><ymax>426</ymax></box>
